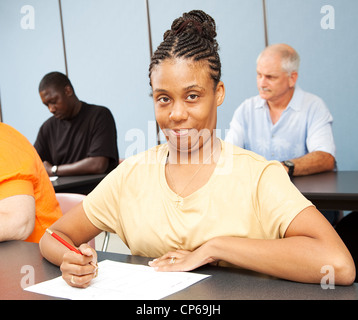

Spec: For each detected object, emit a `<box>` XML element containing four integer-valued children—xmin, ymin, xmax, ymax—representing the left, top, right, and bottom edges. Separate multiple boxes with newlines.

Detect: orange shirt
<box><xmin>0</xmin><ymin>123</ymin><xmax>62</xmax><ymax>242</ymax></box>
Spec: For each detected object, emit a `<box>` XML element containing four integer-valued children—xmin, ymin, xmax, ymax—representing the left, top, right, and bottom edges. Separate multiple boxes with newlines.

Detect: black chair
<box><xmin>335</xmin><ymin>212</ymin><xmax>358</xmax><ymax>282</ymax></box>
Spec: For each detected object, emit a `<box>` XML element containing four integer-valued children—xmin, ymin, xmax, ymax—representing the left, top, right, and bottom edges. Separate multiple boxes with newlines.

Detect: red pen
<box><xmin>46</xmin><ymin>228</ymin><xmax>83</xmax><ymax>255</ymax></box>
<box><xmin>46</xmin><ymin>228</ymin><xmax>98</xmax><ymax>276</ymax></box>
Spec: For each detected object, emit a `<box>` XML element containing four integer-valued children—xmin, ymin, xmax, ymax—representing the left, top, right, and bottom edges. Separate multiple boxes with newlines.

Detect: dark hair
<box><xmin>149</xmin><ymin>10</ymin><xmax>221</xmax><ymax>88</ymax></box>
<box><xmin>38</xmin><ymin>71</ymin><xmax>74</xmax><ymax>92</ymax></box>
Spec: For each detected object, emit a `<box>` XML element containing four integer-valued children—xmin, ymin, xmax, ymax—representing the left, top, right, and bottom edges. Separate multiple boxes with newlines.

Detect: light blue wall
<box><xmin>0</xmin><ymin>0</ymin><xmax>65</xmax><ymax>142</ymax></box>
<box><xmin>1</xmin><ymin>0</ymin><xmax>357</xmax><ymax>169</ymax></box>
<box><xmin>60</xmin><ymin>0</ymin><xmax>155</xmax><ymax>158</ymax></box>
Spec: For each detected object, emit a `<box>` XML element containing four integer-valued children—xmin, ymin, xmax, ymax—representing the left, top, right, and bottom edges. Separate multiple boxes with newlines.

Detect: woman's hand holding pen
<box><xmin>60</xmin><ymin>244</ymin><xmax>98</xmax><ymax>288</ymax></box>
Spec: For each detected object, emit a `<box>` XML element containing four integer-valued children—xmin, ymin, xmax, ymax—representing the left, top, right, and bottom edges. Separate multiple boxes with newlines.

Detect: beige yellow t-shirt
<box><xmin>83</xmin><ymin>140</ymin><xmax>312</xmax><ymax>258</ymax></box>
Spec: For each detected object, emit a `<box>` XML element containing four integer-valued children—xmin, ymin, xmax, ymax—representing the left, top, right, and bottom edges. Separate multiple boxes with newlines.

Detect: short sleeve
<box><xmin>306</xmin><ymin>100</ymin><xmax>336</xmax><ymax>157</ymax></box>
<box><xmin>34</xmin><ymin>123</ymin><xmax>52</xmax><ymax>162</ymax></box>
<box><xmin>225</xmin><ymin>104</ymin><xmax>246</xmax><ymax>148</ymax></box>
<box><xmin>256</xmin><ymin>162</ymin><xmax>313</xmax><ymax>238</ymax></box>
<box><xmin>82</xmin><ymin>165</ymin><xmax>124</xmax><ymax>239</ymax></box>
<box><xmin>87</xmin><ymin>108</ymin><xmax>118</xmax><ymax>161</ymax></box>
<box><xmin>0</xmin><ymin>180</ymin><xmax>34</xmax><ymax>200</ymax></box>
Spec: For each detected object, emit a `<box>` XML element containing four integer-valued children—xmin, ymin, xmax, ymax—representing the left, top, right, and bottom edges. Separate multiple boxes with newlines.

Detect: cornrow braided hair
<box><xmin>149</xmin><ymin>10</ymin><xmax>221</xmax><ymax>88</ymax></box>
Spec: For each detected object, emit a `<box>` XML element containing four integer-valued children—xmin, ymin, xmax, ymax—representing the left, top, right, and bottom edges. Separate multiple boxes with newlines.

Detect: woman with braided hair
<box><xmin>40</xmin><ymin>10</ymin><xmax>355</xmax><ymax>288</ymax></box>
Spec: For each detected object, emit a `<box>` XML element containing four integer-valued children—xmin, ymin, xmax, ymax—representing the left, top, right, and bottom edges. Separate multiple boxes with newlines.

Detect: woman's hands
<box><xmin>60</xmin><ymin>242</ymin><xmax>215</xmax><ymax>288</ymax></box>
<box><xmin>60</xmin><ymin>244</ymin><xmax>98</xmax><ymax>288</ymax></box>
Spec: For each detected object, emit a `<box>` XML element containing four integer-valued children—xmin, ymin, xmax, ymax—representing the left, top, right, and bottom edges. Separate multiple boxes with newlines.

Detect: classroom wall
<box><xmin>265</xmin><ymin>0</ymin><xmax>358</xmax><ymax>170</ymax></box>
<box><xmin>0</xmin><ymin>0</ymin><xmax>65</xmax><ymax>140</ymax></box>
<box><xmin>0</xmin><ymin>0</ymin><xmax>357</xmax><ymax>170</ymax></box>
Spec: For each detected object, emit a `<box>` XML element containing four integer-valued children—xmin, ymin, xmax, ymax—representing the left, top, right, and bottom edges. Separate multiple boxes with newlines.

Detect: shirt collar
<box><xmin>287</xmin><ymin>86</ymin><xmax>303</xmax><ymax>111</ymax></box>
<box><xmin>255</xmin><ymin>86</ymin><xmax>303</xmax><ymax>111</ymax></box>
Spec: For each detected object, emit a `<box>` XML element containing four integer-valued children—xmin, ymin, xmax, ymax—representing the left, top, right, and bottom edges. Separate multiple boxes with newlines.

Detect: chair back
<box><xmin>335</xmin><ymin>212</ymin><xmax>358</xmax><ymax>282</ymax></box>
<box><xmin>55</xmin><ymin>193</ymin><xmax>96</xmax><ymax>249</ymax></box>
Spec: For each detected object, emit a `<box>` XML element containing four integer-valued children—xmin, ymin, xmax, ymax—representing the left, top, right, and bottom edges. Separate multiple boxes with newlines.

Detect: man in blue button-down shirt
<box><xmin>225</xmin><ymin>44</ymin><xmax>336</xmax><ymax>177</ymax></box>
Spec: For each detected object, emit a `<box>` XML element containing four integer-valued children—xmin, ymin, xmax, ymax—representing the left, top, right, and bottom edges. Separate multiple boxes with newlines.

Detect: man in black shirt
<box><xmin>34</xmin><ymin>72</ymin><xmax>119</xmax><ymax>176</ymax></box>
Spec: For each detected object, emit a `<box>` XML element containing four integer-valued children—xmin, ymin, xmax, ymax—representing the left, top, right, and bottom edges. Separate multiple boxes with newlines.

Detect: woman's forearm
<box><xmin>206</xmin><ymin>235</ymin><xmax>354</xmax><ymax>285</ymax></box>
<box><xmin>39</xmin><ymin>230</ymin><xmax>75</xmax><ymax>266</ymax></box>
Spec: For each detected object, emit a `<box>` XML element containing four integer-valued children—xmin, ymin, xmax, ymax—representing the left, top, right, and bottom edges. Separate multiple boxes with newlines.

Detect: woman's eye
<box><xmin>158</xmin><ymin>97</ymin><xmax>170</xmax><ymax>103</ymax></box>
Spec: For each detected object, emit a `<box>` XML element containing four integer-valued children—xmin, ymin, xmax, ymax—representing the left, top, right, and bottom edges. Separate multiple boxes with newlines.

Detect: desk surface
<box><xmin>1</xmin><ymin>241</ymin><xmax>357</xmax><ymax>300</ymax></box>
<box><xmin>292</xmin><ymin>171</ymin><xmax>358</xmax><ymax>210</ymax></box>
<box><xmin>52</xmin><ymin>174</ymin><xmax>106</xmax><ymax>194</ymax></box>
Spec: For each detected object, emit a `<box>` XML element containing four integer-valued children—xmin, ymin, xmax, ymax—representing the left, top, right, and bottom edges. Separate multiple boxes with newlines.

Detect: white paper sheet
<box><xmin>25</xmin><ymin>260</ymin><xmax>210</xmax><ymax>300</ymax></box>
